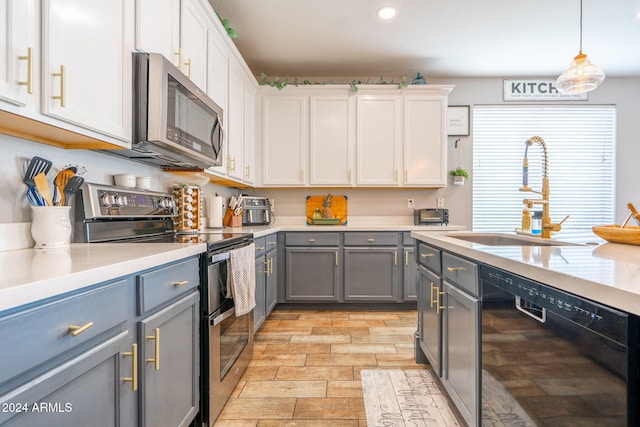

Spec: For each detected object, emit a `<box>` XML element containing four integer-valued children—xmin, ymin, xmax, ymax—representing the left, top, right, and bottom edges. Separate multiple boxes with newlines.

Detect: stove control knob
<box><xmin>113</xmin><ymin>195</ymin><xmax>127</xmax><ymax>207</ymax></box>
<box><xmin>159</xmin><ymin>198</ymin><xmax>173</xmax><ymax>210</ymax></box>
<box><xmin>100</xmin><ymin>194</ymin><xmax>114</xmax><ymax>206</ymax></box>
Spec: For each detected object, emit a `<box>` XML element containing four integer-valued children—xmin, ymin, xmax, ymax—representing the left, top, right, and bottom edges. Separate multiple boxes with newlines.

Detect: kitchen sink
<box><xmin>445</xmin><ymin>232</ymin><xmax>582</xmax><ymax>246</ymax></box>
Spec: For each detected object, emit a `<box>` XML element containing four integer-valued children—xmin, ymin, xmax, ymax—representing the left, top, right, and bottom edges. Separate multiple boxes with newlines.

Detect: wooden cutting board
<box><xmin>306</xmin><ymin>195</ymin><xmax>348</xmax><ymax>225</ymax></box>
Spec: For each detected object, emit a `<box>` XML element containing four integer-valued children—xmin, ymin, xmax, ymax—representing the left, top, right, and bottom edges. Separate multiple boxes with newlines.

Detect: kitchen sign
<box><xmin>503</xmin><ymin>80</ymin><xmax>588</xmax><ymax>101</ymax></box>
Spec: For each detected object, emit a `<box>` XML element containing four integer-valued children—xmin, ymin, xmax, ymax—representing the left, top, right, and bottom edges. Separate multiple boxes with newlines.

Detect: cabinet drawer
<box><xmin>265</xmin><ymin>233</ymin><xmax>278</xmax><ymax>252</ymax></box>
<box><xmin>254</xmin><ymin>237</ymin><xmax>267</xmax><ymax>258</ymax></box>
<box><xmin>0</xmin><ymin>279</ymin><xmax>128</xmax><ymax>387</ymax></box>
<box><xmin>137</xmin><ymin>257</ymin><xmax>199</xmax><ymax>314</ymax></box>
<box><xmin>402</xmin><ymin>232</ymin><xmax>414</xmax><ymax>246</ymax></box>
<box><xmin>417</xmin><ymin>243</ymin><xmax>441</xmax><ymax>274</ymax></box>
<box><xmin>285</xmin><ymin>232</ymin><xmax>339</xmax><ymax>246</ymax></box>
<box><xmin>442</xmin><ymin>253</ymin><xmax>479</xmax><ymax>297</ymax></box>
<box><xmin>344</xmin><ymin>232</ymin><xmax>398</xmax><ymax>246</ymax></box>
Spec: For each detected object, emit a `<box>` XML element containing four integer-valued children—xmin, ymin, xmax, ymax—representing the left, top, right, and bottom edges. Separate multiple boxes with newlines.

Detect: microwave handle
<box><xmin>210</xmin><ymin>113</ymin><xmax>224</xmax><ymax>159</ymax></box>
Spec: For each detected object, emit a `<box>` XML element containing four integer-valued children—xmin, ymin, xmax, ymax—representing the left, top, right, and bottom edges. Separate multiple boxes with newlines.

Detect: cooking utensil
<box><xmin>627</xmin><ymin>203</ymin><xmax>640</xmax><ymax>227</ymax></box>
<box><xmin>54</xmin><ymin>168</ymin><xmax>76</xmax><ymax>206</ymax></box>
<box><xmin>33</xmin><ymin>172</ymin><xmax>53</xmax><ymax>206</ymax></box>
<box><xmin>63</xmin><ymin>176</ymin><xmax>84</xmax><ymax>206</ymax></box>
<box><xmin>23</xmin><ymin>156</ymin><xmax>52</xmax><ymax>186</ymax></box>
<box><xmin>26</xmin><ymin>186</ymin><xmax>45</xmax><ymax>206</ymax></box>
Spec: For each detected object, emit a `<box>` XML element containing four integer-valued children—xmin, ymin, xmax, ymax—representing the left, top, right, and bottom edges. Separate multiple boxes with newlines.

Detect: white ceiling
<box><xmin>208</xmin><ymin>0</ymin><xmax>640</xmax><ymax>80</ymax></box>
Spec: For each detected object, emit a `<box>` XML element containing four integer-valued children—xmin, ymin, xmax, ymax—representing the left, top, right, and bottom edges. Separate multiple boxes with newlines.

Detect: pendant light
<box><xmin>556</xmin><ymin>0</ymin><xmax>605</xmax><ymax>94</ymax></box>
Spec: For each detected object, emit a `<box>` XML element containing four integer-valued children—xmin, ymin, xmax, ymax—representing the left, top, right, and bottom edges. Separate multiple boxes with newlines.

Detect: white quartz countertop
<box><xmin>411</xmin><ymin>230</ymin><xmax>640</xmax><ymax>316</ymax></box>
<box><xmin>0</xmin><ymin>242</ymin><xmax>206</xmax><ymax>314</ymax></box>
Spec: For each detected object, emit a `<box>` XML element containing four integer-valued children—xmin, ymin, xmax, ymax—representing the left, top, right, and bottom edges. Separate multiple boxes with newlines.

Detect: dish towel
<box><xmin>229</xmin><ymin>243</ymin><xmax>256</xmax><ymax>316</ymax></box>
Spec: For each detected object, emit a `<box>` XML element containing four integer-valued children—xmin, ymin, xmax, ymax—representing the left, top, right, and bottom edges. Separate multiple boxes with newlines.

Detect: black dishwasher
<box><xmin>480</xmin><ymin>265</ymin><xmax>639</xmax><ymax>426</ymax></box>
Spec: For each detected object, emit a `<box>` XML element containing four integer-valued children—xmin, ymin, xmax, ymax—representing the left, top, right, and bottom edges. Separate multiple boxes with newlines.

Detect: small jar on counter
<box><xmin>531</xmin><ymin>210</ymin><xmax>542</xmax><ymax>235</ymax></box>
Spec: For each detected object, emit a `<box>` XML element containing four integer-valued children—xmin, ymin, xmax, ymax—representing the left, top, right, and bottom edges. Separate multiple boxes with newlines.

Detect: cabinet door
<box><xmin>418</xmin><ymin>266</ymin><xmax>441</xmax><ymax>376</ymax></box>
<box><xmin>285</xmin><ymin>247</ymin><xmax>339</xmax><ymax>301</ymax></box>
<box><xmin>344</xmin><ymin>247</ymin><xmax>399</xmax><ymax>301</ymax></box>
<box><xmin>135</xmin><ymin>0</ymin><xmax>180</xmax><ymax>66</ymax></box>
<box><xmin>442</xmin><ymin>281</ymin><xmax>480</xmax><ymax>427</ymax></box>
<box><xmin>266</xmin><ymin>249</ymin><xmax>278</xmax><ymax>314</ymax></box>
<box><xmin>243</xmin><ymin>81</ymin><xmax>256</xmax><ymax>184</ymax></box>
<box><xmin>180</xmin><ymin>0</ymin><xmax>208</xmax><ymax>90</ymax></box>
<box><xmin>404</xmin><ymin>96</ymin><xmax>447</xmax><ymax>186</ymax></box>
<box><xmin>356</xmin><ymin>95</ymin><xmax>401</xmax><ymax>185</ymax></box>
<box><xmin>0</xmin><ymin>0</ymin><xmax>37</xmax><ymax>108</ymax></box>
<box><xmin>139</xmin><ymin>292</ymin><xmax>199</xmax><ymax>427</ymax></box>
<box><xmin>403</xmin><ymin>246</ymin><xmax>417</xmax><ymax>301</ymax></box>
<box><xmin>226</xmin><ymin>56</ymin><xmax>245</xmax><ymax>181</ymax></box>
<box><xmin>309</xmin><ymin>95</ymin><xmax>355</xmax><ymax>185</ymax></box>
<box><xmin>254</xmin><ymin>256</ymin><xmax>266</xmax><ymax>331</ymax></box>
<box><xmin>0</xmin><ymin>331</ymin><xmax>127</xmax><ymax>426</ymax></box>
<box><xmin>41</xmin><ymin>0</ymin><xmax>133</xmax><ymax>143</ymax></box>
<box><xmin>262</xmin><ymin>96</ymin><xmax>308</xmax><ymax>185</ymax></box>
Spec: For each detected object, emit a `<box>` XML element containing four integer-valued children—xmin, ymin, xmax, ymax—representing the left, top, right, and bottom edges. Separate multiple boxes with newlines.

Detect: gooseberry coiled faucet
<box><xmin>519</xmin><ymin>136</ymin><xmax>569</xmax><ymax>238</ymax></box>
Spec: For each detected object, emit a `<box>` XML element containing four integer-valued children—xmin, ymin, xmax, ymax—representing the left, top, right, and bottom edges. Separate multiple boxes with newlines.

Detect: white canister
<box><xmin>114</xmin><ymin>174</ymin><xmax>136</xmax><ymax>188</ymax></box>
<box><xmin>31</xmin><ymin>206</ymin><xmax>72</xmax><ymax>248</ymax></box>
<box><xmin>136</xmin><ymin>176</ymin><xmax>152</xmax><ymax>190</ymax></box>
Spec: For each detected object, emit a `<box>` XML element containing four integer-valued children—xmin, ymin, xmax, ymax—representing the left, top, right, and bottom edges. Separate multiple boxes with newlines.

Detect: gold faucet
<box><xmin>519</xmin><ymin>136</ymin><xmax>569</xmax><ymax>238</ymax></box>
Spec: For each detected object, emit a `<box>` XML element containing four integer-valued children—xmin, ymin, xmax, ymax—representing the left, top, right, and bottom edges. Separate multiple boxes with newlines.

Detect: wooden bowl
<box><xmin>592</xmin><ymin>225</ymin><xmax>640</xmax><ymax>245</ymax></box>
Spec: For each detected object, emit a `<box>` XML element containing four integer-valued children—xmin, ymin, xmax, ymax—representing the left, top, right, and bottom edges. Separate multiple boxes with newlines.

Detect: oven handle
<box><xmin>515</xmin><ymin>296</ymin><xmax>546</xmax><ymax>323</ymax></box>
<box><xmin>209</xmin><ymin>251</ymin><xmax>230</xmax><ymax>264</ymax></box>
<box><xmin>211</xmin><ymin>306</ymin><xmax>235</xmax><ymax>326</ymax></box>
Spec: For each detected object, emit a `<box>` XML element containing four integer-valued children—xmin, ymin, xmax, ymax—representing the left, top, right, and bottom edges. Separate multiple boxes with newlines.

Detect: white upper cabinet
<box><xmin>403</xmin><ymin>96</ymin><xmax>448</xmax><ymax>186</ymax></box>
<box><xmin>41</xmin><ymin>0</ymin><xmax>134</xmax><ymax>143</ymax></box>
<box><xmin>226</xmin><ymin>56</ymin><xmax>245</xmax><ymax>181</ymax></box>
<box><xmin>356</xmin><ymin>95</ymin><xmax>402</xmax><ymax>186</ymax></box>
<box><xmin>309</xmin><ymin>95</ymin><xmax>355</xmax><ymax>186</ymax></box>
<box><xmin>0</xmin><ymin>0</ymin><xmax>37</xmax><ymax>108</ymax></box>
<box><xmin>134</xmin><ymin>0</ymin><xmax>180</xmax><ymax>64</ymax></box>
<box><xmin>180</xmin><ymin>0</ymin><xmax>208</xmax><ymax>91</ymax></box>
<box><xmin>261</xmin><ymin>95</ymin><xmax>308</xmax><ymax>186</ymax></box>
<box><xmin>243</xmin><ymin>81</ymin><xmax>256</xmax><ymax>184</ymax></box>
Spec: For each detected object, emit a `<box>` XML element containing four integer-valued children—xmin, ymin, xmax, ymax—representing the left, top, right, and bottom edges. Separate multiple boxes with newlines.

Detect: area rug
<box><xmin>360</xmin><ymin>369</ymin><xmax>461</xmax><ymax>426</ymax></box>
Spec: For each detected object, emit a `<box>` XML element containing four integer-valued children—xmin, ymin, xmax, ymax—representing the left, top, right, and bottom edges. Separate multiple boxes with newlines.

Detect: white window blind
<box><xmin>472</xmin><ymin>105</ymin><xmax>616</xmax><ymax>240</ymax></box>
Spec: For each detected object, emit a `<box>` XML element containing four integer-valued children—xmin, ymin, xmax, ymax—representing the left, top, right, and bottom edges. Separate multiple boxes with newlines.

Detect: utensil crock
<box><xmin>31</xmin><ymin>206</ymin><xmax>72</xmax><ymax>248</ymax></box>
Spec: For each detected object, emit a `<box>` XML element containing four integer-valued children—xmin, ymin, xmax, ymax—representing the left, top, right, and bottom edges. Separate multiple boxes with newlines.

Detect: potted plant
<box><xmin>449</xmin><ymin>167</ymin><xmax>470</xmax><ymax>186</ymax></box>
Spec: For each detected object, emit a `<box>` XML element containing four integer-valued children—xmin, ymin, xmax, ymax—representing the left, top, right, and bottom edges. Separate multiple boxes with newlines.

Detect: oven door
<box><xmin>208</xmin><ymin>301</ymin><xmax>253</xmax><ymax>422</ymax></box>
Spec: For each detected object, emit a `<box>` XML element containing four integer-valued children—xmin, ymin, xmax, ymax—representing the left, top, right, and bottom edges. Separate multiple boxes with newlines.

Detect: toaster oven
<box><xmin>414</xmin><ymin>208</ymin><xmax>448</xmax><ymax>225</ymax></box>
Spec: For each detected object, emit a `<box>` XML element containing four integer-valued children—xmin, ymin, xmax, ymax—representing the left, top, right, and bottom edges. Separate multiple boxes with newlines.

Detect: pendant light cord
<box><xmin>579</xmin><ymin>0</ymin><xmax>583</xmax><ymax>54</ymax></box>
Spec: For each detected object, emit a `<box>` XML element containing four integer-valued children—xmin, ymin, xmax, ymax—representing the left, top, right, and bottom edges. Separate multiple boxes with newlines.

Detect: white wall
<box><xmin>0</xmin><ymin>134</ymin><xmax>236</xmax><ymax>224</ymax></box>
<box><xmin>259</xmin><ymin>76</ymin><xmax>640</xmax><ymax>227</ymax></box>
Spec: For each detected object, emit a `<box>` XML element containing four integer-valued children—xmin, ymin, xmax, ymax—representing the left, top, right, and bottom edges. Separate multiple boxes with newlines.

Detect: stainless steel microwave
<box><xmin>109</xmin><ymin>52</ymin><xmax>224</xmax><ymax>170</ymax></box>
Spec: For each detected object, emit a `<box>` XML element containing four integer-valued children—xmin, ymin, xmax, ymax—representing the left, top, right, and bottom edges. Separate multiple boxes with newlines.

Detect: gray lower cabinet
<box><xmin>138</xmin><ymin>292</ymin><xmax>199</xmax><ymax>427</ymax></box>
<box><xmin>254</xmin><ymin>255</ymin><xmax>267</xmax><ymax>329</ymax></box>
<box><xmin>343</xmin><ymin>247</ymin><xmax>399</xmax><ymax>301</ymax></box>
<box><xmin>265</xmin><ymin>247</ymin><xmax>278</xmax><ymax>313</ymax></box>
<box><xmin>286</xmin><ymin>246</ymin><xmax>340</xmax><ymax>301</ymax></box>
<box><xmin>254</xmin><ymin>234</ymin><xmax>278</xmax><ymax>331</ymax></box>
<box><xmin>416</xmin><ymin>242</ymin><xmax>480</xmax><ymax>427</ymax></box>
<box><xmin>403</xmin><ymin>246</ymin><xmax>417</xmax><ymax>300</ymax></box>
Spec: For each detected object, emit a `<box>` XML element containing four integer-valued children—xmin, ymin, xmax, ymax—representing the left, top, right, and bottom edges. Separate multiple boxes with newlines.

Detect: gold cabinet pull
<box><xmin>264</xmin><ymin>259</ymin><xmax>269</xmax><ymax>274</ymax></box>
<box><xmin>430</xmin><ymin>282</ymin><xmax>437</xmax><ymax>308</ymax></box>
<box><xmin>184</xmin><ymin>58</ymin><xmax>192</xmax><ymax>78</ymax></box>
<box><xmin>308</xmin><ymin>239</ymin><xmax>316</xmax><ymax>243</ymax></box>
<box><xmin>122</xmin><ymin>343</ymin><xmax>138</xmax><ymax>391</ymax></box>
<box><xmin>420</xmin><ymin>253</ymin><xmax>434</xmax><ymax>258</ymax></box>
<box><xmin>367</xmin><ymin>238</ymin><xmax>375</xmax><ymax>242</ymax></box>
<box><xmin>394</xmin><ymin>250</ymin><xmax>398</xmax><ymax>265</ymax></box>
<box><xmin>68</xmin><ymin>321</ymin><xmax>94</xmax><ymax>336</ymax></box>
<box><xmin>146</xmin><ymin>327</ymin><xmax>160</xmax><ymax>370</ymax></box>
<box><xmin>269</xmin><ymin>257</ymin><xmax>273</xmax><ymax>275</ymax></box>
<box><xmin>245</xmin><ymin>164</ymin><xmax>251</xmax><ymax>179</ymax></box>
<box><xmin>52</xmin><ymin>65</ymin><xmax>65</xmax><ymax>106</ymax></box>
<box><xmin>436</xmin><ymin>289</ymin><xmax>446</xmax><ymax>314</ymax></box>
<box><xmin>175</xmin><ymin>49</ymin><xmax>182</xmax><ymax>70</ymax></box>
<box><xmin>404</xmin><ymin>170</ymin><xmax>408</xmax><ymax>183</ymax></box>
<box><xmin>18</xmin><ymin>47</ymin><xmax>33</xmax><ymax>94</ymax></box>
<box><xmin>405</xmin><ymin>250</ymin><xmax>409</xmax><ymax>266</ymax></box>
<box><xmin>256</xmin><ymin>246</ymin><xmax>265</xmax><ymax>250</ymax></box>
<box><xmin>172</xmin><ymin>280</ymin><xmax>189</xmax><ymax>287</ymax></box>
<box><xmin>335</xmin><ymin>250</ymin><xmax>339</xmax><ymax>266</ymax></box>
<box><xmin>447</xmin><ymin>267</ymin><xmax>466</xmax><ymax>272</ymax></box>
<box><xmin>268</xmin><ymin>241</ymin><xmax>277</xmax><ymax>246</ymax></box>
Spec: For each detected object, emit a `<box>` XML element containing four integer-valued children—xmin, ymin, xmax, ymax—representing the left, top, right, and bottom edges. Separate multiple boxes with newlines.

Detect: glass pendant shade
<box><xmin>556</xmin><ymin>52</ymin><xmax>605</xmax><ymax>94</ymax></box>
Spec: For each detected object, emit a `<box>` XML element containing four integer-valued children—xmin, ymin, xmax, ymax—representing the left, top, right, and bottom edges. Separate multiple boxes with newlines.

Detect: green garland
<box><xmin>259</xmin><ymin>74</ymin><xmax>409</xmax><ymax>92</ymax></box>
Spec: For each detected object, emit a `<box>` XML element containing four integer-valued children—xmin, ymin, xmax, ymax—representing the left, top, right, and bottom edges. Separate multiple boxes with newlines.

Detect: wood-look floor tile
<box><xmin>368</xmin><ymin>326</ymin><xmax>415</xmax><ymax>335</ymax></box>
<box><xmin>289</xmin><ymin>334</ymin><xmax>351</xmax><ymax>344</ymax></box>
<box><xmin>298</xmin><ymin>312</ymin><xmax>351</xmax><ymax>320</ymax></box>
<box><xmin>353</xmin><ymin>366</ymin><xmax>381</xmax><ymax>381</ymax></box>
<box><xmin>331</xmin><ymin>320</ymin><xmax>386</xmax><ymax>328</ymax></box>
<box><xmin>384</xmin><ymin>319</ymin><xmax>419</xmax><ymax>327</ymax></box>
<box><xmin>241</xmin><ymin>366</ymin><xmax>279</xmax><ymax>381</ymax></box>
<box><xmin>253</xmin><ymin>343</ymin><xmax>268</xmax><ymax>354</ymax></box>
<box><xmin>277</xmin><ymin>319</ymin><xmax>333</xmax><ymax>328</ymax></box>
<box><xmin>306</xmin><ymin>353</ymin><xmax>377</xmax><ymax>366</ymax></box>
<box><xmin>394</xmin><ymin>343</ymin><xmax>416</xmax><ymax>353</ymax></box>
<box><xmin>350</xmin><ymin>334</ymin><xmax>412</xmax><ymax>344</ymax></box>
<box><xmin>230</xmin><ymin>380</ymin><xmax>246</xmax><ymax>398</ymax></box>
<box><xmin>311</xmin><ymin>327</ymin><xmax>369</xmax><ymax>336</ymax></box>
<box><xmin>293</xmin><ymin>397</ymin><xmax>365</xmax><ymax>419</ymax></box>
<box><xmin>213</xmin><ymin>420</ymin><xmax>258</xmax><ymax>427</ymax></box>
<box><xmin>257</xmin><ymin>420</ymin><xmax>359</xmax><ymax>427</ymax></box>
<box><xmin>263</xmin><ymin>343</ymin><xmax>331</xmax><ymax>354</ymax></box>
<box><xmin>276</xmin><ymin>366</ymin><xmax>354</xmax><ymax>381</ymax></box>
<box><xmin>240</xmin><ymin>380</ymin><xmax>326</xmax><ymax>398</ymax></box>
<box><xmin>254</xmin><ymin>335</ymin><xmax>292</xmax><ymax>345</ymax></box>
<box><xmin>348</xmin><ymin>313</ymin><xmax>400</xmax><ymax>320</ymax></box>
<box><xmin>258</xmin><ymin>326</ymin><xmax>314</xmax><ymax>335</ymax></box>
<box><xmin>217</xmin><ymin>397</ymin><xmax>296</xmax><ymax>420</ymax></box>
<box><xmin>327</xmin><ymin>380</ymin><xmax>363</xmax><ymax>397</ymax></box>
<box><xmin>249</xmin><ymin>354</ymin><xmax>307</xmax><ymax>367</ymax></box>
<box><xmin>267</xmin><ymin>312</ymin><xmax>303</xmax><ymax>320</ymax></box>
<box><xmin>331</xmin><ymin>343</ymin><xmax>397</xmax><ymax>354</ymax></box>
<box><xmin>375</xmin><ymin>353</ymin><xmax>421</xmax><ymax>366</ymax></box>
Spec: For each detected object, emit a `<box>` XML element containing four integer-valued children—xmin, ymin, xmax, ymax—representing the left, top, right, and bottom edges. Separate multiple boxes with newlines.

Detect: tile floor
<box><xmin>213</xmin><ymin>309</ymin><xmax>428</xmax><ymax>426</ymax></box>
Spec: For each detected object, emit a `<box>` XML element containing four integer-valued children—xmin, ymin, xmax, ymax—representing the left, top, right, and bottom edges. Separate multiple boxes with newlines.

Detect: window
<box><xmin>472</xmin><ymin>105</ymin><xmax>616</xmax><ymax>240</ymax></box>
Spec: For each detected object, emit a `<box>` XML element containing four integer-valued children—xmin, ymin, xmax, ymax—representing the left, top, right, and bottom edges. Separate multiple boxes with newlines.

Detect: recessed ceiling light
<box><xmin>377</xmin><ymin>6</ymin><xmax>396</xmax><ymax>19</ymax></box>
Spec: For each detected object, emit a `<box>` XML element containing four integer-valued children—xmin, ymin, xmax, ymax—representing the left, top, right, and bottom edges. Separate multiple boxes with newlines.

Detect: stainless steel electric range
<box><xmin>72</xmin><ymin>182</ymin><xmax>254</xmax><ymax>426</ymax></box>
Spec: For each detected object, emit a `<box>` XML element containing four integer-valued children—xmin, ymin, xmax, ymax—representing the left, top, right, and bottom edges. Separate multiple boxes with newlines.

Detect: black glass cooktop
<box><xmin>175</xmin><ymin>231</ymin><xmax>253</xmax><ymax>251</ymax></box>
